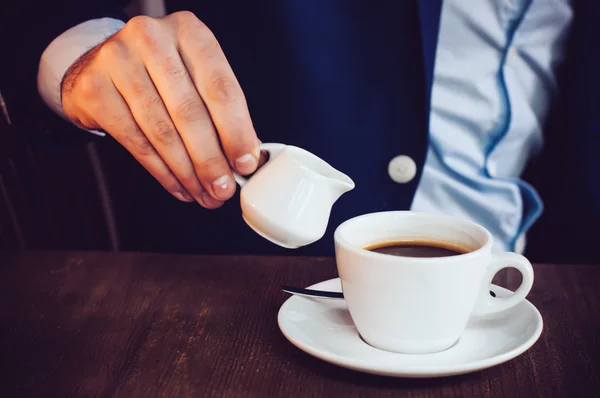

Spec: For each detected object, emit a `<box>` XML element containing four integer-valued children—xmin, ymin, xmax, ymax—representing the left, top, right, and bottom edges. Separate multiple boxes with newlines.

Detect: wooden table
<box><xmin>1</xmin><ymin>251</ymin><xmax>599</xmax><ymax>397</ymax></box>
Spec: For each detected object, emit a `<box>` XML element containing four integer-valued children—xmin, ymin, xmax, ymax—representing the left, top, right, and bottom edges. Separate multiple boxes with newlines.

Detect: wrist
<box><xmin>37</xmin><ymin>18</ymin><xmax>125</xmax><ymax>130</ymax></box>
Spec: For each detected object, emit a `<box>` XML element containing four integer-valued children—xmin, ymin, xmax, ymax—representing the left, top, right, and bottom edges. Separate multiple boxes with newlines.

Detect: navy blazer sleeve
<box><xmin>555</xmin><ymin>0</ymin><xmax>600</xmax><ymax>214</ymax></box>
<box><xmin>1</xmin><ymin>1</ymin><xmax>128</xmax><ymax>129</ymax></box>
<box><xmin>571</xmin><ymin>1</ymin><xmax>600</xmax><ymax>213</ymax></box>
<box><xmin>524</xmin><ymin>0</ymin><xmax>600</xmax><ymax>262</ymax></box>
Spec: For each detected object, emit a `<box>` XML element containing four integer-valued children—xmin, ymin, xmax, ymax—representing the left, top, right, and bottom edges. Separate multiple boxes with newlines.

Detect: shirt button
<box><xmin>388</xmin><ymin>155</ymin><xmax>417</xmax><ymax>183</ymax></box>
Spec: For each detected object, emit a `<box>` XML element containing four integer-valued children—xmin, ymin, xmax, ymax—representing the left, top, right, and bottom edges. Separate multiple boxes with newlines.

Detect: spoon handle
<box><xmin>282</xmin><ymin>285</ymin><xmax>497</xmax><ymax>299</ymax></box>
<box><xmin>281</xmin><ymin>285</ymin><xmax>345</xmax><ymax>299</ymax></box>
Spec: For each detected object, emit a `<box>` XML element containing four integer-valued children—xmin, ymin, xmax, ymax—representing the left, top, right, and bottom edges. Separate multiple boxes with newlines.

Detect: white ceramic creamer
<box><xmin>233</xmin><ymin>143</ymin><xmax>354</xmax><ymax>248</ymax></box>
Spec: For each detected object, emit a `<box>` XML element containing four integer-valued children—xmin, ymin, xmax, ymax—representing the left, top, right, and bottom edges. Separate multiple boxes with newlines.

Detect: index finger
<box><xmin>168</xmin><ymin>13</ymin><xmax>260</xmax><ymax>175</ymax></box>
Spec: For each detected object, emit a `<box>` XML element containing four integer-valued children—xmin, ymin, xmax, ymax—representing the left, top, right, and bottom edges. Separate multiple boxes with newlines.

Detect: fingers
<box><xmin>106</xmin><ymin>44</ymin><xmax>225</xmax><ymax>206</ymax></box>
<box><xmin>61</xmin><ymin>13</ymin><xmax>262</xmax><ymax>207</ymax></box>
<box><xmin>166</xmin><ymin>12</ymin><xmax>260</xmax><ymax>175</ymax></box>
<box><xmin>128</xmin><ymin>22</ymin><xmax>237</xmax><ymax>201</ymax></box>
<box><xmin>82</xmin><ymin>74</ymin><xmax>191</xmax><ymax>202</ymax></box>
<box><xmin>76</xmin><ymin>68</ymin><xmax>222</xmax><ymax>208</ymax></box>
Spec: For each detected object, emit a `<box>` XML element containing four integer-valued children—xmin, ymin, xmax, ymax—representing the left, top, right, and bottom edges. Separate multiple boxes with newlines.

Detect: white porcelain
<box><xmin>234</xmin><ymin>143</ymin><xmax>354</xmax><ymax>249</ymax></box>
<box><xmin>278</xmin><ymin>278</ymin><xmax>543</xmax><ymax>378</ymax></box>
<box><xmin>334</xmin><ymin>211</ymin><xmax>534</xmax><ymax>354</ymax></box>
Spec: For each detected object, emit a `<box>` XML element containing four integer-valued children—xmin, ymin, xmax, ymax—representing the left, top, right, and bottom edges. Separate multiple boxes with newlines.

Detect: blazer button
<box><xmin>388</xmin><ymin>155</ymin><xmax>417</xmax><ymax>183</ymax></box>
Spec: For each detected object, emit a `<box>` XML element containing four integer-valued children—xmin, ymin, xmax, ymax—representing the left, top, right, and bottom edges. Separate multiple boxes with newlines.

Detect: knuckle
<box><xmin>140</xmin><ymin>96</ymin><xmax>169</xmax><ymax>128</ymax></box>
<box><xmin>97</xmin><ymin>39</ymin><xmax>128</xmax><ymax>61</ymax></box>
<box><xmin>179</xmin><ymin>173</ymin><xmax>201</xmax><ymax>189</ymax></box>
<box><xmin>172</xmin><ymin>10</ymin><xmax>201</xmax><ymax>27</ymax></box>
<box><xmin>207</xmin><ymin>74</ymin><xmax>238</xmax><ymax>104</ymax></box>
<box><xmin>195</xmin><ymin>155</ymin><xmax>228</xmax><ymax>176</ymax></box>
<box><xmin>129</xmin><ymin>78</ymin><xmax>150</xmax><ymax>99</ymax></box>
<box><xmin>141</xmin><ymin>93</ymin><xmax>164</xmax><ymax>116</ymax></box>
<box><xmin>177</xmin><ymin>17</ymin><xmax>219</xmax><ymax>53</ymax></box>
<box><xmin>136</xmin><ymin>138</ymin><xmax>156</xmax><ymax>157</ymax></box>
<box><xmin>174</xmin><ymin>98</ymin><xmax>205</xmax><ymax>123</ymax></box>
<box><xmin>152</xmin><ymin>120</ymin><xmax>178</xmax><ymax>146</ymax></box>
<box><xmin>126</xmin><ymin>134</ymin><xmax>155</xmax><ymax>157</ymax></box>
<box><xmin>196</xmin><ymin>28</ymin><xmax>220</xmax><ymax>55</ymax></box>
<box><xmin>126</xmin><ymin>15</ymin><xmax>158</xmax><ymax>34</ymax></box>
<box><xmin>125</xmin><ymin>15</ymin><xmax>161</xmax><ymax>48</ymax></box>
<box><xmin>162</xmin><ymin>56</ymin><xmax>188</xmax><ymax>84</ymax></box>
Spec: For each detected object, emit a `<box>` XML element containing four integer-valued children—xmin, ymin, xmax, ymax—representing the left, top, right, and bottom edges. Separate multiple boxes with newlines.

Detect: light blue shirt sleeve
<box><xmin>37</xmin><ymin>17</ymin><xmax>125</xmax><ymax>136</ymax></box>
<box><xmin>411</xmin><ymin>0</ymin><xmax>573</xmax><ymax>253</ymax></box>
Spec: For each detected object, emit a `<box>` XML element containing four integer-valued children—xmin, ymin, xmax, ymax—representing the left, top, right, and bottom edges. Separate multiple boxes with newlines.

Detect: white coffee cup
<box><xmin>234</xmin><ymin>143</ymin><xmax>354</xmax><ymax>249</ymax></box>
<box><xmin>334</xmin><ymin>211</ymin><xmax>534</xmax><ymax>354</ymax></box>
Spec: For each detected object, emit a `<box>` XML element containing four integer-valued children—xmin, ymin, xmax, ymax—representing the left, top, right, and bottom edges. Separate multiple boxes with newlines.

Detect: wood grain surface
<box><xmin>1</xmin><ymin>251</ymin><xmax>599</xmax><ymax>397</ymax></box>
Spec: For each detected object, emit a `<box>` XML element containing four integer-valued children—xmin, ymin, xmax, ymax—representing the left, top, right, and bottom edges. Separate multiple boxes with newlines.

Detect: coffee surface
<box><xmin>364</xmin><ymin>240</ymin><xmax>468</xmax><ymax>258</ymax></box>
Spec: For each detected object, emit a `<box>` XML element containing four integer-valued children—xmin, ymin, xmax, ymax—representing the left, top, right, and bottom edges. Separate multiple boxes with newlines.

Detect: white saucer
<box><xmin>278</xmin><ymin>278</ymin><xmax>543</xmax><ymax>378</ymax></box>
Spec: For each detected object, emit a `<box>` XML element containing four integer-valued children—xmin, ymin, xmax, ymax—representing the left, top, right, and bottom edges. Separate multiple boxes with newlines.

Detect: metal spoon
<box><xmin>281</xmin><ymin>285</ymin><xmax>344</xmax><ymax>299</ymax></box>
<box><xmin>282</xmin><ymin>285</ymin><xmax>497</xmax><ymax>299</ymax></box>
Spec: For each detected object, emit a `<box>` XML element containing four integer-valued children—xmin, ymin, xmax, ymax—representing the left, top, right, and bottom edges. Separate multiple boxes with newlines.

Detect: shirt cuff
<box><xmin>37</xmin><ymin>17</ymin><xmax>126</xmax><ymax>136</ymax></box>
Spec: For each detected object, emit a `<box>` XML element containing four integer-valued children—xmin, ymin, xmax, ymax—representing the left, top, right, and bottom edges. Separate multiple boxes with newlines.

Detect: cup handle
<box><xmin>471</xmin><ymin>252</ymin><xmax>534</xmax><ymax>316</ymax></box>
<box><xmin>232</xmin><ymin>143</ymin><xmax>287</xmax><ymax>187</ymax></box>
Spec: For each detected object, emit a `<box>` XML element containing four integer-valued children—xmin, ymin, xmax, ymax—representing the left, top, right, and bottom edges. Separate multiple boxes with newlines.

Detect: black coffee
<box><xmin>364</xmin><ymin>240</ymin><xmax>468</xmax><ymax>258</ymax></box>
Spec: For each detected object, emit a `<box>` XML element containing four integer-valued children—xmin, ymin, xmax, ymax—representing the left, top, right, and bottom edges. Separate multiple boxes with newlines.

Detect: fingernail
<box><xmin>235</xmin><ymin>153</ymin><xmax>258</xmax><ymax>175</ymax></box>
<box><xmin>201</xmin><ymin>191</ymin><xmax>224</xmax><ymax>208</ymax></box>
<box><xmin>211</xmin><ymin>175</ymin><xmax>233</xmax><ymax>200</ymax></box>
<box><xmin>174</xmin><ymin>191</ymin><xmax>194</xmax><ymax>202</ymax></box>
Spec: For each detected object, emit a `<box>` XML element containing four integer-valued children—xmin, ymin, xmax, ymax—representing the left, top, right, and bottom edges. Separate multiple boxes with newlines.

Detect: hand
<box><xmin>61</xmin><ymin>11</ymin><xmax>261</xmax><ymax>208</ymax></box>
